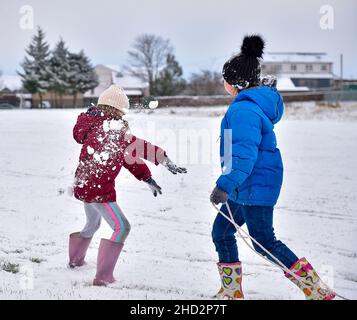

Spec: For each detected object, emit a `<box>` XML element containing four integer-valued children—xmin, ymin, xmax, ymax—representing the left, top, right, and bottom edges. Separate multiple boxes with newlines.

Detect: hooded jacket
<box><xmin>216</xmin><ymin>86</ymin><xmax>284</xmax><ymax>206</ymax></box>
<box><xmin>73</xmin><ymin>107</ymin><xmax>166</xmax><ymax>203</ymax></box>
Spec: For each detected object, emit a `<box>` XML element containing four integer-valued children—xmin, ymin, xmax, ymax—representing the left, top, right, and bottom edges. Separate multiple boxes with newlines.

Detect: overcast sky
<box><xmin>1</xmin><ymin>0</ymin><xmax>356</xmax><ymax>78</ymax></box>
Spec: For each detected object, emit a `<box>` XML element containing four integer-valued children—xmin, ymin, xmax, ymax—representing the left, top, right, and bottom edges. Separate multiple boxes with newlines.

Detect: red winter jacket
<box><xmin>73</xmin><ymin>107</ymin><xmax>166</xmax><ymax>203</ymax></box>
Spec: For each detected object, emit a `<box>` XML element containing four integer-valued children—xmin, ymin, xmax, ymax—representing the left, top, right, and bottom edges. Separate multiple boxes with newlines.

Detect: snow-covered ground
<box><xmin>0</xmin><ymin>104</ymin><xmax>356</xmax><ymax>300</ymax></box>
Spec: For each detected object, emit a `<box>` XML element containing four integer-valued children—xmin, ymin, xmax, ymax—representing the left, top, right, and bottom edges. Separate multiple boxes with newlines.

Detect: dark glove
<box><xmin>261</xmin><ymin>75</ymin><xmax>277</xmax><ymax>88</ymax></box>
<box><xmin>145</xmin><ymin>177</ymin><xmax>162</xmax><ymax>197</ymax></box>
<box><xmin>162</xmin><ymin>157</ymin><xmax>187</xmax><ymax>175</ymax></box>
<box><xmin>86</xmin><ymin>105</ymin><xmax>103</xmax><ymax>116</ymax></box>
<box><xmin>210</xmin><ymin>186</ymin><xmax>229</xmax><ymax>205</ymax></box>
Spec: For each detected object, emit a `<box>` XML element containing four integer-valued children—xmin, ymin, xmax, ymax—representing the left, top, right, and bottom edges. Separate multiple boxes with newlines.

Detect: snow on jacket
<box><xmin>216</xmin><ymin>86</ymin><xmax>284</xmax><ymax>206</ymax></box>
<box><xmin>73</xmin><ymin>107</ymin><xmax>166</xmax><ymax>203</ymax></box>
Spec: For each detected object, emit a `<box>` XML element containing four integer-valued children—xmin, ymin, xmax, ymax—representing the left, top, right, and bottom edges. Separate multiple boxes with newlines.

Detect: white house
<box><xmin>84</xmin><ymin>65</ymin><xmax>149</xmax><ymax>105</ymax></box>
<box><xmin>262</xmin><ymin>52</ymin><xmax>335</xmax><ymax>90</ymax></box>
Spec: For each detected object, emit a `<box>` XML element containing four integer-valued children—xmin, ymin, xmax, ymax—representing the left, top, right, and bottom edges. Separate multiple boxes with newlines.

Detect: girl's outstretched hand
<box><xmin>162</xmin><ymin>157</ymin><xmax>187</xmax><ymax>175</ymax></box>
<box><xmin>145</xmin><ymin>177</ymin><xmax>162</xmax><ymax>197</ymax></box>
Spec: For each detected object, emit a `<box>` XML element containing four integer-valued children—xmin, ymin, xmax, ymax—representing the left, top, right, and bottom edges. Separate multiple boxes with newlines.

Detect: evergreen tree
<box><xmin>49</xmin><ymin>38</ymin><xmax>70</xmax><ymax>108</ymax></box>
<box><xmin>18</xmin><ymin>27</ymin><xmax>51</xmax><ymax>108</ymax></box>
<box><xmin>67</xmin><ymin>50</ymin><xmax>98</xmax><ymax>107</ymax></box>
<box><xmin>153</xmin><ymin>54</ymin><xmax>186</xmax><ymax>96</ymax></box>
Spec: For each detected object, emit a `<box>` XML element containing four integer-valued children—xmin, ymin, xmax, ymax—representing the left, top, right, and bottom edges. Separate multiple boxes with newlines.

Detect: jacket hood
<box><xmin>234</xmin><ymin>86</ymin><xmax>284</xmax><ymax>124</ymax></box>
<box><xmin>73</xmin><ymin>108</ymin><xmax>104</xmax><ymax>144</ymax></box>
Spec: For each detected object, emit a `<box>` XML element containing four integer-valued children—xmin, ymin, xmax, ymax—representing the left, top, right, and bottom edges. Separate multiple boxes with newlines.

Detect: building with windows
<box><xmin>261</xmin><ymin>52</ymin><xmax>335</xmax><ymax>90</ymax></box>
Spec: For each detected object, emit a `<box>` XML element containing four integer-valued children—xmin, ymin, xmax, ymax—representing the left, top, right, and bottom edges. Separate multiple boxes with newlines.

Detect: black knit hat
<box><xmin>222</xmin><ymin>35</ymin><xmax>265</xmax><ymax>89</ymax></box>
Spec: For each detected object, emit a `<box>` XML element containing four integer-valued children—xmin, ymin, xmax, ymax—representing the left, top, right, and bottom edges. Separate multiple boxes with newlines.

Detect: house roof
<box><xmin>281</xmin><ymin>73</ymin><xmax>335</xmax><ymax>79</ymax></box>
<box><xmin>1</xmin><ymin>75</ymin><xmax>22</xmax><ymax>91</ymax></box>
<box><xmin>263</xmin><ymin>52</ymin><xmax>333</xmax><ymax>64</ymax></box>
<box><xmin>84</xmin><ymin>64</ymin><xmax>148</xmax><ymax>98</ymax></box>
<box><xmin>97</xmin><ymin>64</ymin><xmax>148</xmax><ymax>89</ymax></box>
<box><xmin>112</xmin><ymin>71</ymin><xmax>148</xmax><ymax>89</ymax></box>
<box><xmin>125</xmin><ymin>89</ymin><xmax>145</xmax><ymax>96</ymax></box>
<box><xmin>277</xmin><ymin>77</ymin><xmax>309</xmax><ymax>92</ymax></box>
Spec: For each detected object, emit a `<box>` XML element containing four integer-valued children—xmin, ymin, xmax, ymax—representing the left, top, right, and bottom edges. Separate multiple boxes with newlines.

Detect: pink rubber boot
<box><xmin>285</xmin><ymin>257</ymin><xmax>336</xmax><ymax>300</ymax></box>
<box><xmin>68</xmin><ymin>232</ymin><xmax>92</xmax><ymax>268</ymax></box>
<box><xmin>93</xmin><ymin>239</ymin><xmax>123</xmax><ymax>286</ymax></box>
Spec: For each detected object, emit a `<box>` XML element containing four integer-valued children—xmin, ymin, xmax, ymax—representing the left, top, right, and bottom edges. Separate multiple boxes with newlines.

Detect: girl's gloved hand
<box><xmin>261</xmin><ymin>75</ymin><xmax>277</xmax><ymax>88</ymax></box>
<box><xmin>210</xmin><ymin>186</ymin><xmax>229</xmax><ymax>205</ymax></box>
<box><xmin>162</xmin><ymin>157</ymin><xmax>187</xmax><ymax>175</ymax></box>
<box><xmin>145</xmin><ymin>177</ymin><xmax>162</xmax><ymax>197</ymax></box>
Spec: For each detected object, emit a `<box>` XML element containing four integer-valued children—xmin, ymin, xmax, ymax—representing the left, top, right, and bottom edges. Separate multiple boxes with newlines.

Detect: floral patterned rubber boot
<box><xmin>214</xmin><ymin>262</ymin><xmax>244</xmax><ymax>300</ymax></box>
<box><xmin>285</xmin><ymin>257</ymin><xmax>336</xmax><ymax>300</ymax></box>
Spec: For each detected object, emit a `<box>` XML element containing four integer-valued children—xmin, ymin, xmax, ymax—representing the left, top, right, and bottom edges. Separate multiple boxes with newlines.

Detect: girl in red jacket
<box><xmin>69</xmin><ymin>85</ymin><xmax>186</xmax><ymax>286</ymax></box>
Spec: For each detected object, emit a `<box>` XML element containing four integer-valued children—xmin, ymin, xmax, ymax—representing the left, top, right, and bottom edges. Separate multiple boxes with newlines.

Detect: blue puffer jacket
<box><xmin>216</xmin><ymin>86</ymin><xmax>284</xmax><ymax>206</ymax></box>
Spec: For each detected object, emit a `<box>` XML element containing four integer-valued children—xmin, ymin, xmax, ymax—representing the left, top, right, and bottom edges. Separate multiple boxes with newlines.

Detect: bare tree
<box><xmin>126</xmin><ymin>34</ymin><xmax>173</xmax><ymax>92</ymax></box>
<box><xmin>186</xmin><ymin>70</ymin><xmax>226</xmax><ymax>95</ymax></box>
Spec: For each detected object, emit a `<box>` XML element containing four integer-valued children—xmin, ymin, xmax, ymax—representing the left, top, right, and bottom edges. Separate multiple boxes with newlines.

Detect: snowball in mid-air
<box><xmin>148</xmin><ymin>100</ymin><xmax>159</xmax><ymax>109</ymax></box>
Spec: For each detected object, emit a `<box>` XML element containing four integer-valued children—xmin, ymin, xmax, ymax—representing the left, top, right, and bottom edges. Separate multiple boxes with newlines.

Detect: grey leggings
<box><xmin>80</xmin><ymin>202</ymin><xmax>131</xmax><ymax>244</ymax></box>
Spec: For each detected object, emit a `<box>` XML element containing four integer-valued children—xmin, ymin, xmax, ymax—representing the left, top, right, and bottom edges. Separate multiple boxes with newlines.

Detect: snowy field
<box><xmin>0</xmin><ymin>104</ymin><xmax>357</xmax><ymax>300</ymax></box>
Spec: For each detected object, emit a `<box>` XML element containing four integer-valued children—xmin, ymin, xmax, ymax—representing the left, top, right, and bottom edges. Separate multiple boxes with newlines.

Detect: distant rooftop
<box><xmin>279</xmin><ymin>72</ymin><xmax>335</xmax><ymax>79</ymax></box>
<box><xmin>263</xmin><ymin>52</ymin><xmax>333</xmax><ymax>63</ymax></box>
<box><xmin>85</xmin><ymin>64</ymin><xmax>148</xmax><ymax>97</ymax></box>
<box><xmin>276</xmin><ymin>77</ymin><xmax>309</xmax><ymax>92</ymax></box>
<box><xmin>112</xmin><ymin>71</ymin><xmax>148</xmax><ymax>89</ymax></box>
<box><xmin>98</xmin><ymin>64</ymin><xmax>148</xmax><ymax>88</ymax></box>
<box><xmin>0</xmin><ymin>74</ymin><xmax>22</xmax><ymax>91</ymax></box>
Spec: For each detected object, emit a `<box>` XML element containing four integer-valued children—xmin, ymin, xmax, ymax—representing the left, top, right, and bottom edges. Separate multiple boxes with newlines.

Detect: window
<box><xmin>321</xmin><ymin>64</ymin><xmax>327</xmax><ymax>71</ymax></box>
<box><xmin>306</xmin><ymin>64</ymin><xmax>313</xmax><ymax>72</ymax></box>
<box><xmin>291</xmin><ymin>64</ymin><xmax>297</xmax><ymax>71</ymax></box>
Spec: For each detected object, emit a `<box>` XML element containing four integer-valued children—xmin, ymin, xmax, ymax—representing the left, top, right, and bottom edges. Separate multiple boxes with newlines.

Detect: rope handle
<box><xmin>212</xmin><ymin>201</ymin><xmax>349</xmax><ymax>300</ymax></box>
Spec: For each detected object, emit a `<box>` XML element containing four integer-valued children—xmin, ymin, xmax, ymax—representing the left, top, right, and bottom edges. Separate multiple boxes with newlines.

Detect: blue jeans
<box><xmin>212</xmin><ymin>200</ymin><xmax>299</xmax><ymax>269</ymax></box>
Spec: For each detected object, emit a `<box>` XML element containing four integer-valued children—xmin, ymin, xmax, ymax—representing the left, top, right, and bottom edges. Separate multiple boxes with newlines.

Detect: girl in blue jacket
<box><xmin>210</xmin><ymin>35</ymin><xmax>335</xmax><ymax>300</ymax></box>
